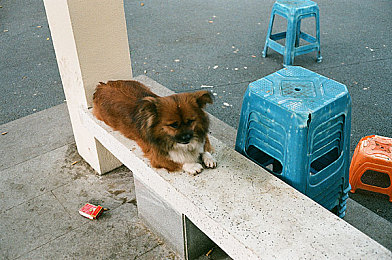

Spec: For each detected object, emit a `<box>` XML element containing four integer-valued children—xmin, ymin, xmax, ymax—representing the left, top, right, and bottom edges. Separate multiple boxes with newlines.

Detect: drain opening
<box><xmin>246</xmin><ymin>145</ymin><xmax>283</xmax><ymax>174</ymax></box>
<box><xmin>361</xmin><ymin>170</ymin><xmax>391</xmax><ymax>188</ymax></box>
<box><xmin>310</xmin><ymin>147</ymin><xmax>339</xmax><ymax>174</ymax></box>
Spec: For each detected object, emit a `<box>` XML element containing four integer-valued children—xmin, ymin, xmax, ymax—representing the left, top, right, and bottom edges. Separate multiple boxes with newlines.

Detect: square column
<box><xmin>43</xmin><ymin>0</ymin><xmax>133</xmax><ymax>174</ymax></box>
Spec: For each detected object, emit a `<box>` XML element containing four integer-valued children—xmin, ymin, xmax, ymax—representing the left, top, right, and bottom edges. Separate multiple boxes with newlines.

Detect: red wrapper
<box><xmin>79</xmin><ymin>203</ymin><xmax>103</xmax><ymax>219</ymax></box>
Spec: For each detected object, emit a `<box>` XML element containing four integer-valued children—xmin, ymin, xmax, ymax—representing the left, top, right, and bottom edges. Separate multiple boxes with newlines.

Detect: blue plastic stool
<box><xmin>262</xmin><ymin>0</ymin><xmax>322</xmax><ymax>65</ymax></box>
<box><xmin>235</xmin><ymin>66</ymin><xmax>351</xmax><ymax>217</ymax></box>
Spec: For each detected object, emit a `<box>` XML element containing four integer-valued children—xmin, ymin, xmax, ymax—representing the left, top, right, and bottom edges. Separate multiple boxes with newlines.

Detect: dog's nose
<box><xmin>178</xmin><ymin>133</ymin><xmax>193</xmax><ymax>144</ymax></box>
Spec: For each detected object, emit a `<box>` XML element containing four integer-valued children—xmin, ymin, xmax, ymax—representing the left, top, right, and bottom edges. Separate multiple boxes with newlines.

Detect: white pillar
<box><xmin>43</xmin><ymin>0</ymin><xmax>133</xmax><ymax>174</ymax></box>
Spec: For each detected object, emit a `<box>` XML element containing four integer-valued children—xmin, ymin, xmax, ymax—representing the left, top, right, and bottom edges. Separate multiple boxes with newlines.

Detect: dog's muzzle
<box><xmin>176</xmin><ymin>132</ymin><xmax>193</xmax><ymax>144</ymax></box>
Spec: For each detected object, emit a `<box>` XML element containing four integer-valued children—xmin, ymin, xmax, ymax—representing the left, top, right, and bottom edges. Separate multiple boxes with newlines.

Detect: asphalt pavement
<box><xmin>1</xmin><ymin>0</ymin><xmax>391</xmax><ymax>238</ymax></box>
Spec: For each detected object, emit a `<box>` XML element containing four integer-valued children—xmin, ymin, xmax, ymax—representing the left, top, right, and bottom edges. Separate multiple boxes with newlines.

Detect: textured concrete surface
<box><xmin>0</xmin><ymin>106</ymin><xmax>180</xmax><ymax>259</ymax></box>
<box><xmin>0</xmin><ymin>104</ymin><xmax>74</xmax><ymax>171</ymax></box>
<box><xmin>0</xmin><ymin>96</ymin><xmax>391</xmax><ymax>259</ymax></box>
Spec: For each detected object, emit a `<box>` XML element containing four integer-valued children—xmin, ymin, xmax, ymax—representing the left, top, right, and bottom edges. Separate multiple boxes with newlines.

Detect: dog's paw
<box><xmin>183</xmin><ymin>163</ymin><xmax>204</xmax><ymax>176</ymax></box>
<box><xmin>202</xmin><ymin>152</ymin><xmax>217</xmax><ymax>168</ymax></box>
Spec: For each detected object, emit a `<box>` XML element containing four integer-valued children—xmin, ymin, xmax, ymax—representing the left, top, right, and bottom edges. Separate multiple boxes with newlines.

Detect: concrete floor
<box><xmin>0</xmin><ymin>104</ymin><xmax>179</xmax><ymax>259</ymax></box>
<box><xmin>1</xmin><ymin>101</ymin><xmax>391</xmax><ymax>259</ymax></box>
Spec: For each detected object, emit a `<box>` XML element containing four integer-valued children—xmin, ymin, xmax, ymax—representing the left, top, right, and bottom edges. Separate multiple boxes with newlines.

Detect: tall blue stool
<box><xmin>262</xmin><ymin>0</ymin><xmax>322</xmax><ymax>65</ymax></box>
<box><xmin>235</xmin><ymin>66</ymin><xmax>351</xmax><ymax>217</ymax></box>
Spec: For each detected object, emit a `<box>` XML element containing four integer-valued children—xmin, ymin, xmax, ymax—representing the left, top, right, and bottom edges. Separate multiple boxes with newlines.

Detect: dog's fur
<box><xmin>92</xmin><ymin>80</ymin><xmax>216</xmax><ymax>175</ymax></box>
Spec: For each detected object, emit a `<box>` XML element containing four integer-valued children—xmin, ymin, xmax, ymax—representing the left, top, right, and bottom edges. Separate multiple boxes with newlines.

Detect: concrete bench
<box><xmin>80</xmin><ymin>76</ymin><xmax>391</xmax><ymax>259</ymax></box>
<box><xmin>44</xmin><ymin>1</ymin><xmax>392</xmax><ymax>259</ymax></box>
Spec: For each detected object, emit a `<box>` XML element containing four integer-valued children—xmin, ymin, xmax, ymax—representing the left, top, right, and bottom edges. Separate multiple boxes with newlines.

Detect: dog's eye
<box><xmin>168</xmin><ymin>122</ymin><xmax>179</xmax><ymax>129</ymax></box>
<box><xmin>186</xmin><ymin>119</ymin><xmax>195</xmax><ymax>126</ymax></box>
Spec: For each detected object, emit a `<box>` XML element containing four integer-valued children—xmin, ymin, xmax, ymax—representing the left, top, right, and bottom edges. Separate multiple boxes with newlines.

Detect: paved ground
<box><xmin>0</xmin><ymin>0</ymin><xmax>391</xmax><ymax>258</ymax></box>
<box><xmin>0</xmin><ymin>104</ymin><xmax>181</xmax><ymax>259</ymax></box>
<box><xmin>1</xmin><ymin>103</ymin><xmax>391</xmax><ymax>259</ymax></box>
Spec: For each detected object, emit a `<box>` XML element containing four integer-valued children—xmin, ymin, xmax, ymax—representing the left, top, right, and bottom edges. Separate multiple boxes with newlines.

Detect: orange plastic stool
<box><xmin>349</xmin><ymin>135</ymin><xmax>392</xmax><ymax>202</ymax></box>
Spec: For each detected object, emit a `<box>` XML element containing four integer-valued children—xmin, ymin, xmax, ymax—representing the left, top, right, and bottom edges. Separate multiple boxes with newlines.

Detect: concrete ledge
<box><xmin>80</xmin><ymin>76</ymin><xmax>392</xmax><ymax>259</ymax></box>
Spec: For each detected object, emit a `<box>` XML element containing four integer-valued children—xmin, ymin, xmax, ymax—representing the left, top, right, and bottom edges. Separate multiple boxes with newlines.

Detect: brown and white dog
<box><xmin>92</xmin><ymin>80</ymin><xmax>217</xmax><ymax>175</ymax></box>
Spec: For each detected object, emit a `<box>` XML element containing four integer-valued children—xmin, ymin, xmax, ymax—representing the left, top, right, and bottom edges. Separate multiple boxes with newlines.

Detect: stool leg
<box><xmin>262</xmin><ymin>10</ymin><xmax>275</xmax><ymax>58</ymax></box>
<box><xmin>295</xmin><ymin>20</ymin><xmax>301</xmax><ymax>47</ymax></box>
<box><xmin>388</xmin><ymin>169</ymin><xmax>392</xmax><ymax>202</ymax></box>
<box><xmin>284</xmin><ymin>16</ymin><xmax>296</xmax><ymax>65</ymax></box>
<box><xmin>315</xmin><ymin>9</ymin><xmax>322</xmax><ymax>62</ymax></box>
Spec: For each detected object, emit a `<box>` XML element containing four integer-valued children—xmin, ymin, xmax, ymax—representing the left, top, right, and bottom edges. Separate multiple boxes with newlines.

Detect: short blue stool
<box><xmin>235</xmin><ymin>66</ymin><xmax>351</xmax><ymax>217</ymax></box>
<box><xmin>262</xmin><ymin>0</ymin><xmax>322</xmax><ymax>65</ymax></box>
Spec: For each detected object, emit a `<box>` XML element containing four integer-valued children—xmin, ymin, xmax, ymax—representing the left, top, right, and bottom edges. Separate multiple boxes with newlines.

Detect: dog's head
<box><xmin>136</xmin><ymin>91</ymin><xmax>213</xmax><ymax>151</ymax></box>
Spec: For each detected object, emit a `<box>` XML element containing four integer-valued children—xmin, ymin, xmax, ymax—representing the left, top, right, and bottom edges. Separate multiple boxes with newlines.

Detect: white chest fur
<box><xmin>169</xmin><ymin>139</ymin><xmax>204</xmax><ymax>164</ymax></box>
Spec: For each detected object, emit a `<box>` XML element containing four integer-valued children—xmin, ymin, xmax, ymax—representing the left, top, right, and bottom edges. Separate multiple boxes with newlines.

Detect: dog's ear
<box><xmin>136</xmin><ymin>96</ymin><xmax>158</xmax><ymax>130</ymax></box>
<box><xmin>194</xmin><ymin>91</ymin><xmax>213</xmax><ymax>108</ymax></box>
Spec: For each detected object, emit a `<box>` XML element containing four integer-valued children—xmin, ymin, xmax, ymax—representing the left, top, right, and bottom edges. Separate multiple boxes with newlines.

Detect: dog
<box><xmin>92</xmin><ymin>80</ymin><xmax>217</xmax><ymax>175</ymax></box>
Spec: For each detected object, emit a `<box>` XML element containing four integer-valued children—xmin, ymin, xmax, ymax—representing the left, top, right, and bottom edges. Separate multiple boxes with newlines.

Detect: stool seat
<box><xmin>276</xmin><ymin>0</ymin><xmax>318</xmax><ymax>11</ymax></box>
<box><xmin>236</xmin><ymin>66</ymin><xmax>351</xmax><ymax>217</ymax></box>
<box><xmin>262</xmin><ymin>0</ymin><xmax>322</xmax><ymax>65</ymax></box>
<box><xmin>276</xmin><ymin>0</ymin><xmax>317</xmax><ymax>10</ymax></box>
<box><xmin>350</xmin><ymin>135</ymin><xmax>392</xmax><ymax>202</ymax></box>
